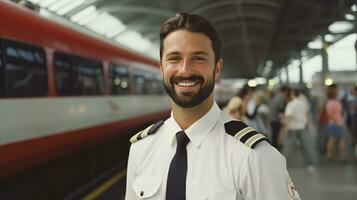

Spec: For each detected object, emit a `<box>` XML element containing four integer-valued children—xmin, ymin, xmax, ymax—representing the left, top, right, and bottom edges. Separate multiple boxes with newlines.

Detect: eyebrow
<box><xmin>192</xmin><ymin>51</ymin><xmax>209</xmax><ymax>57</ymax></box>
<box><xmin>166</xmin><ymin>51</ymin><xmax>209</xmax><ymax>57</ymax></box>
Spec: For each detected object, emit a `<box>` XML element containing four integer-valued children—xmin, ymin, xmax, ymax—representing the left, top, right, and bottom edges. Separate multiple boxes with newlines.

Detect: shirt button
<box><xmin>140</xmin><ymin>191</ymin><xmax>144</xmax><ymax>196</ymax></box>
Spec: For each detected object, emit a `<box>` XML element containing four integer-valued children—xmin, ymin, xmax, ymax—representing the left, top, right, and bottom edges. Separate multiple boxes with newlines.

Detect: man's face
<box><xmin>160</xmin><ymin>30</ymin><xmax>222</xmax><ymax>108</ymax></box>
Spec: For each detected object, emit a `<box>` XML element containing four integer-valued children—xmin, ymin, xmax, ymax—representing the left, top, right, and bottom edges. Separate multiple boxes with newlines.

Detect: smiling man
<box><xmin>125</xmin><ymin>12</ymin><xmax>300</xmax><ymax>200</ymax></box>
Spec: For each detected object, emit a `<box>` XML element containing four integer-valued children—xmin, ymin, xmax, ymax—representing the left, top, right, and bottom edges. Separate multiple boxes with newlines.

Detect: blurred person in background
<box><xmin>346</xmin><ymin>85</ymin><xmax>357</xmax><ymax>162</ymax></box>
<box><xmin>268</xmin><ymin>86</ymin><xmax>290</xmax><ymax>151</ymax></box>
<box><xmin>316</xmin><ymin>86</ymin><xmax>330</xmax><ymax>155</ymax></box>
<box><xmin>325</xmin><ymin>84</ymin><xmax>346</xmax><ymax>163</ymax></box>
<box><xmin>223</xmin><ymin>92</ymin><xmax>244</xmax><ymax>121</ymax></box>
<box><xmin>282</xmin><ymin>89</ymin><xmax>315</xmax><ymax>172</ymax></box>
<box><xmin>257</xmin><ymin>88</ymin><xmax>273</xmax><ymax>138</ymax></box>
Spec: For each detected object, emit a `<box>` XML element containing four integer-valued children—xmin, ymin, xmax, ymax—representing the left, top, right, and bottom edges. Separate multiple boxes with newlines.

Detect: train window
<box><xmin>143</xmin><ymin>73</ymin><xmax>154</xmax><ymax>94</ymax></box>
<box><xmin>54</xmin><ymin>52</ymin><xmax>104</xmax><ymax>96</ymax></box>
<box><xmin>132</xmin><ymin>69</ymin><xmax>145</xmax><ymax>94</ymax></box>
<box><xmin>154</xmin><ymin>75</ymin><xmax>164</xmax><ymax>94</ymax></box>
<box><xmin>2</xmin><ymin>39</ymin><xmax>47</xmax><ymax>97</ymax></box>
<box><xmin>109</xmin><ymin>63</ymin><xmax>129</xmax><ymax>95</ymax></box>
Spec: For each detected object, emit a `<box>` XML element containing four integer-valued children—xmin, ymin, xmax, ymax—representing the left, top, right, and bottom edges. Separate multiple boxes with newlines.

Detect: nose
<box><xmin>178</xmin><ymin>58</ymin><xmax>191</xmax><ymax>75</ymax></box>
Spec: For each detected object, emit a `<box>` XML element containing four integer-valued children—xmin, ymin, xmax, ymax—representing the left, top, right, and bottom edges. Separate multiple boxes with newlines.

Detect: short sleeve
<box><xmin>239</xmin><ymin>142</ymin><xmax>301</xmax><ymax>200</ymax></box>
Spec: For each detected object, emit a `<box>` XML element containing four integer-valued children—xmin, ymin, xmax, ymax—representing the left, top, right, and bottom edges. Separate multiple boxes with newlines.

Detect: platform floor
<box><xmin>290</xmin><ymin>162</ymin><xmax>357</xmax><ymax>200</ymax></box>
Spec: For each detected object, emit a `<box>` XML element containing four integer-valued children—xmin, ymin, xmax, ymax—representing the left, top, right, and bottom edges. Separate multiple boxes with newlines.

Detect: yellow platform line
<box><xmin>82</xmin><ymin>169</ymin><xmax>127</xmax><ymax>200</ymax></box>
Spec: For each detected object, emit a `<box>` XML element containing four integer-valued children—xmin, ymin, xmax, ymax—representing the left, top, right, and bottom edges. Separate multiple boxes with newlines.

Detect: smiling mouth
<box><xmin>175</xmin><ymin>81</ymin><xmax>200</xmax><ymax>87</ymax></box>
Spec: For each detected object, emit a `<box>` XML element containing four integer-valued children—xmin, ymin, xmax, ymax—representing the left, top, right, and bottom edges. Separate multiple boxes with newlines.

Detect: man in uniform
<box><xmin>125</xmin><ymin>12</ymin><xmax>301</xmax><ymax>200</ymax></box>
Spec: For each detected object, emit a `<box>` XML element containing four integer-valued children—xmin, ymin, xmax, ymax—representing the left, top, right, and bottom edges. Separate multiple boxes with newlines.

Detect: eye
<box><xmin>193</xmin><ymin>56</ymin><xmax>206</xmax><ymax>63</ymax></box>
<box><xmin>167</xmin><ymin>56</ymin><xmax>181</xmax><ymax>63</ymax></box>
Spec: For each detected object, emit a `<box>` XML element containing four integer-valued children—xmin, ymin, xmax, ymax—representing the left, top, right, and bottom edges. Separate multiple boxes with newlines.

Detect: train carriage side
<box><xmin>0</xmin><ymin>1</ymin><xmax>170</xmax><ymax>178</ymax></box>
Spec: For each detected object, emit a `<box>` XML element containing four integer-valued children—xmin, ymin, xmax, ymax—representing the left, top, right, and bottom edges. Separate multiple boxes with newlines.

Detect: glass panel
<box><xmin>3</xmin><ymin>39</ymin><xmax>47</xmax><ymax>97</ymax></box>
<box><xmin>132</xmin><ymin>69</ymin><xmax>145</xmax><ymax>94</ymax></box>
<box><xmin>109</xmin><ymin>63</ymin><xmax>129</xmax><ymax>95</ymax></box>
<box><xmin>54</xmin><ymin>52</ymin><xmax>103</xmax><ymax>96</ymax></box>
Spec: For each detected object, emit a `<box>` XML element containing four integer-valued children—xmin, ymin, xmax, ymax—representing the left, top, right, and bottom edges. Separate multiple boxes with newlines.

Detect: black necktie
<box><xmin>166</xmin><ymin>131</ymin><xmax>190</xmax><ymax>200</ymax></box>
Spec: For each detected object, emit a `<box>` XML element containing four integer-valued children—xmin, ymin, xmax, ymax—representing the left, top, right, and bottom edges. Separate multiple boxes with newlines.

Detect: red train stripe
<box><xmin>0</xmin><ymin>110</ymin><xmax>170</xmax><ymax>178</ymax></box>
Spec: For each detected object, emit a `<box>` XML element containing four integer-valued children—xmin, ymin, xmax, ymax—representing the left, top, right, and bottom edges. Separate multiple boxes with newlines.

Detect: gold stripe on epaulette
<box><xmin>130</xmin><ymin>124</ymin><xmax>154</xmax><ymax>143</ymax></box>
<box><xmin>129</xmin><ymin>131</ymin><xmax>142</xmax><ymax>143</ymax></box>
<box><xmin>234</xmin><ymin>127</ymin><xmax>255</xmax><ymax>140</ymax></box>
<box><xmin>246</xmin><ymin>133</ymin><xmax>265</xmax><ymax>148</ymax></box>
<box><xmin>141</xmin><ymin>124</ymin><xmax>154</xmax><ymax>138</ymax></box>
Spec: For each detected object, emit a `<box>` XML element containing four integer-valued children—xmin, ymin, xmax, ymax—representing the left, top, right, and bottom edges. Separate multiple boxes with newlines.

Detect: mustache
<box><xmin>170</xmin><ymin>75</ymin><xmax>204</xmax><ymax>84</ymax></box>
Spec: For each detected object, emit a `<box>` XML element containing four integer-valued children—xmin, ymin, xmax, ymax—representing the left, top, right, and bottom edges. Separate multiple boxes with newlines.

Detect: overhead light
<box><xmin>87</xmin><ymin>13</ymin><xmax>112</xmax><ymax>30</ymax></box>
<box><xmin>27</xmin><ymin>0</ymin><xmax>43</xmax><ymax>3</ymax></box>
<box><xmin>56</xmin><ymin>0</ymin><xmax>85</xmax><ymax>15</ymax></box>
<box><xmin>352</xmin><ymin>4</ymin><xmax>357</xmax><ymax>12</ymax></box>
<box><xmin>248</xmin><ymin>80</ymin><xmax>257</xmax><ymax>87</ymax></box>
<box><xmin>116</xmin><ymin>31</ymin><xmax>152</xmax><ymax>52</ymax></box>
<box><xmin>268</xmin><ymin>79</ymin><xmax>276</xmax><ymax>86</ymax></box>
<box><xmin>70</xmin><ymin>6</ymin><xmax>96</xmax><ymax>22</ymax></box>
<box><xmin>105</xmin><ymin>25</ymin><xmax>126</xmax><ymax>38</ymax></box>
<box><xmin>306</xmin><ymin>82</ymin><xmax>312</xmax><ymax>89</ymax></box>
<box><xmin>324</xmin><ymin>34</ymin><xmax>334</xmax><ymax>42</ymax></box>
<box><xmin>39</xmin><ymin>0</ymin><xmax>57</xmax><ymax>8</ymax></box>
<box><xmin>307</xmin><ymin>40</ymin><xmax>322</xmax><ymax>49</ymax></box>
<box><xmin>90</xmin><ymin>14</ymin><xmax>123</xmax><ymax>35</ymax></box>
<box><xmin>48</xmin><ymin>0</ymin><xmax>73</xmax><ymax>12</ymax></box>
<box><xmin>324</xmin><ymin>78</ymin><xmax>334</xmax><ymax>86</ymax></box>
<box><xmin>268</xmin><ymin>79</ymin><xmax>276</xmax><ymax>89</ymax></box>
<box><xmin>345</xmin><ymin>14</ymin><xmax>355</xmax><ymax>20</ymax></box>
<box><xmin>77</xmin><ymin>11</ymin><xmax>99</xmax><ymax>25</ymax></box>
<box><xmin>144</xmin><ymin>45</ymin><xmax>160</xmax><ymax>59</ymax></box>
<box><xmin>255</xmin><ymin>77</ymin><xmax>266</xmax><ymax>85</ymax></box>
<box><xmin>328</xmin><ymin>21</ymin><xmax>354</xmax><ymax>33</ymax></box>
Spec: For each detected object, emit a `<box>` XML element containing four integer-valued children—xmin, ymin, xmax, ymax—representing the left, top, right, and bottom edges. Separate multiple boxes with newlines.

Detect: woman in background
<box><xmin>326</xmin><ymin>84</ymin><xmax>346</xmax><ymax>162</ymax></box>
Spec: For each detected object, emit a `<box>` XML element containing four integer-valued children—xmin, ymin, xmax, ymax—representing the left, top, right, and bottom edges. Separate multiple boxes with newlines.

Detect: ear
<box><xmin>214</xmin><ymin>59</ymin><xmax>223</xmax><ymax>80</ymax></box>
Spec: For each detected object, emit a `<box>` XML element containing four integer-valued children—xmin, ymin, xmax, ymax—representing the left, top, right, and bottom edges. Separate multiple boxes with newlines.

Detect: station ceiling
<box><xmin>20</xmin><ymin>0</ymin><xmax>357</xmax><ymax>79</ymax></box>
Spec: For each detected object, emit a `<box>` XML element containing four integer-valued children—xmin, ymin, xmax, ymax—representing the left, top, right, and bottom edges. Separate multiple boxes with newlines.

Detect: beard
<box><xmin>163</xmin><ymin>73</ymin><xmax>215</xmax><ymax>108</ymax></box>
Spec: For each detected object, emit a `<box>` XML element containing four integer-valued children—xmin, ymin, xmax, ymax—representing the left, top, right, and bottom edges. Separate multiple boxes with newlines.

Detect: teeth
<box><xmin>177</xmin><ymin>82</ymin><xmax>197</xmax><ymax>87</ymax></box>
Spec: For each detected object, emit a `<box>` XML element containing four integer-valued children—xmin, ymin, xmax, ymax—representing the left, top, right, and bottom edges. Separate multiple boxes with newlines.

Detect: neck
<box><xmin>172</xmin><ymin>96</ymin><xmax>214</xmax><ymax>130</ymax></box>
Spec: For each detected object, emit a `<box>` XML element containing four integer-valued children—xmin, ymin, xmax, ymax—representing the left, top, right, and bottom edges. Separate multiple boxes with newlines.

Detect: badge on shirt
<box><xmin>287</xmin><ymin>177</ymin><xmax>301</xmax><ymax>200</ymax></box>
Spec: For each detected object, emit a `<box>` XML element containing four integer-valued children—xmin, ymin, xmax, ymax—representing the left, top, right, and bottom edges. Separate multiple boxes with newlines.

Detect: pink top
<box><xmin>326</xmin><ymin>99</ymin><xmax>343</xmax><ymax>125</ymax></box>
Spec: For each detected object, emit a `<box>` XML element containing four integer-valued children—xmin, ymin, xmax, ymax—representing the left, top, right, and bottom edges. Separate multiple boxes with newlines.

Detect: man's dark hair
<box><xmin>159</xmin><ymin>12</ymin><xmax>221</xmax><ymax>64</ymax></box>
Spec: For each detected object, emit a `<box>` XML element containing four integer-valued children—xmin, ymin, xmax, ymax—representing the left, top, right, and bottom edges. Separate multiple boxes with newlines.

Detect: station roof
<box><xmin>22</xmin><ymin>0</ymin><xmax>357</xmax><ymax>79</ymax></box>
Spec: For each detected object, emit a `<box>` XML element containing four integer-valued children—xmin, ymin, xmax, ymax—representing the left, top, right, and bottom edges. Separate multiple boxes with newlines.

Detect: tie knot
<box><xmin>176</xmin><ymin>131</ymin><xmax>190</xmax><ymax>147</ymax></box>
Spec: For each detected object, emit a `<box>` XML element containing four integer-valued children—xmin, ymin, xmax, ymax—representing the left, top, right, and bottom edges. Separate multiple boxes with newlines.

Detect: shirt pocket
<box><xmin>190</xmin><ymin>181</ymin><xmax>236</xmax><ymax>200</ymax></box>
<box><xmin>132</xmin><ymin>175</ymin><xmax>161</xmax><ymax>199</ymax></box>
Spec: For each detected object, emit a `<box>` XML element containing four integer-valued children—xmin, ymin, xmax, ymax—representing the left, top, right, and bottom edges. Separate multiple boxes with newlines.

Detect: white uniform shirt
<box><xmin>125</xmin><ymin>102</ymin><xmax>300</xmax><ymax>200</ymax></box>
<box><xmin>285</xmin><ymin>98</ymin><xmax>308</xmax><ymax>130</ymax></box>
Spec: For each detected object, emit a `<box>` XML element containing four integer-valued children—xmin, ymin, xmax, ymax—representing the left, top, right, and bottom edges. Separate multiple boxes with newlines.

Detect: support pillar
<box><xmin>321</xmin><ymin>35</ymin><xmax>330</xmax><ymax>83</ymax></box>
<box><xmin>298</xmin><ymin>59</ymin><xmax>304</xmax><ymax>87</ymax></box>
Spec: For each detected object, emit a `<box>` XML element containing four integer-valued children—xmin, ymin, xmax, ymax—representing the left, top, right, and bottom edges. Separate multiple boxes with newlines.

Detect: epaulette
<box><xmin>130</xmin><ymin>120</ymin><xmax>164</xmax><ymax>143</ymax></box>
<box><xmin>224</xmin><ymin>120</ymin><xmax>268</xmax><ymax>149</ymax></box>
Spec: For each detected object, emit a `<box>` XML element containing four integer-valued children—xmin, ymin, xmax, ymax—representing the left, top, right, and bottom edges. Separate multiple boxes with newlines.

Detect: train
<box><xmin>0</xmin><ymin>1</ymin><xmax>235</xmax><ymax>179</ymax></box>
<box><xmin>0</xmin><ymin>1</ymin><xmax>172</xmax><ymax>178</ymax></box>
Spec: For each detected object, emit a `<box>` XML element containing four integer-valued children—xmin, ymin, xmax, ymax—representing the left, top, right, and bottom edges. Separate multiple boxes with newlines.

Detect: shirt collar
<box><xmin>166</xmin><ymin>102</ymin><xmax>222</xmax><ymax>149</ymax></box>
